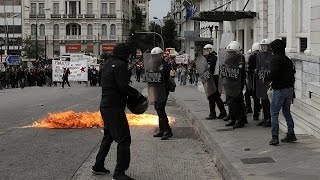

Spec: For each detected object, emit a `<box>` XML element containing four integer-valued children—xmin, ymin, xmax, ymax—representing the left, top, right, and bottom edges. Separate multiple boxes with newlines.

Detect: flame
<box><xmin>24</xmin><ymin>111</ymin><xmax>175</xmax><ymax>129</ymax></box>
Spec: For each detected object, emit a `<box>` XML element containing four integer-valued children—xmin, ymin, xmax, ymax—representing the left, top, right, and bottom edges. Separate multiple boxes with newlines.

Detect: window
<box><xmin>87</xmin><ymin>3</ymin><xmax>93</xmax><ymax>14</ymax></box>
<box><xmin>53</xmin><ymin>3</ymin><xmax>59</xmax><ymax>14</ymax></box>
<box><xmin>39</xmin><ymin>24</ymin><xmax>45</xmax><ymax>36</ymax></box>
<box><xmin>66</xmin><ymin>23</ymin><xmax>81</xmax><ymax>36</ymax></box>
<box><xmin>87</xmin><ymin>24</ymin><xmax>93</xmax><ymax>36</ymax></box>
<box><xmin>102</xmin><ymin>3</ymin><xmax>108</xmax><ymax>14</ymax></box>
<box><xmin>300</xmin><ymin>38</ymin><xmax>307</xmax><ymax>53</ymax></box>
<box><xmin>53</xmin><ymin>24</ymin><xmax>59</xmax><ymax>36</ymax></box>
<box><xmin>31</xmin><ymin>3</ymin><xmax>37</xmax><ymax>15</ymax></box>
<box><xmin>102</xmin><ymin>24</ymin><xmax>107</xmax><ymax>35</ymax></box>
<box><xmin>110</xmin><ymin>24</ymin><xmax>116</xmax><ymax>35</ymax></box>
<box><xmin>109</xmin><ymin>3</ymin><xmax>115</xmax><ymax>15</ymax></box>
<box><xmin>31</xmin><ymin>24</ymin><xmax>36</xmax><ymax>36</ymax></box>
<box><xmin>39</xmin><ymin>3</ymin><xmax>45</xmax><ymax>14</ymax></box>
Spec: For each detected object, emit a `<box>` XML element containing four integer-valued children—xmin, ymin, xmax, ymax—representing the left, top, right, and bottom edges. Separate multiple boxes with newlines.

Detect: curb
<box><xmin>172</xmin><ymin>95</ymin><xmax>243</xmax><ymax>180</ymax></box>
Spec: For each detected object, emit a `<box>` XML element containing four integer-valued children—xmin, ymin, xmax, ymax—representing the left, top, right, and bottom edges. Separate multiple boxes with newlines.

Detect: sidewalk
<box><xmin>172</xmin><ymin>84</ymin><xmax>320</xmax><ymax>180</ymax></box>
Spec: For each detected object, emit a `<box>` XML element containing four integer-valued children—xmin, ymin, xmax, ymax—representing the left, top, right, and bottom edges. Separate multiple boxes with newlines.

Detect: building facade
<box><xmin>21</xmin><ymin>0</ymin><xmax>132</xmax><ymax>59</ymax></box>
<box><xmin>190</xmin><ymin>0</ymin><xmax>320</xmax><ymax>138</ymax></box>
<box><xmin>172</xmin><ymin>0</ymin><xmax>211</xmax><ymax>60</ymax></box>
<box><xmin>0</xmin><ymin>0</ymin><xmax>22</xmax><ymax>59</ymax></box>
<box><xmin>135</xmin><ymin>0</ymin><xmax>149</xmax><ymax>31</ymax></box>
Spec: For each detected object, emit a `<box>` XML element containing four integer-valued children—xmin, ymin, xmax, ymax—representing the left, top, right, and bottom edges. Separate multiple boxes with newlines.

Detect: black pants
<box><xmin>154</xmin><ymin>92</ymin><xmax>171</xmax><ymax>132</ymax></box>
<box><xmin>261</xmin><ymin>99</ymin><xmax>271</xmax><ymax>120</ymax></box>
<box><xmin>208</xmin><ymin>75</ymin><xmax>226</xmax><ymax>117</ymax></box>
<box><xmin>95</xmin><ymin>108</ymin><xmax>131</xmax><ymax>176</ymax></box>
<box><xmin>244</xmin><ymin>88</ymin><xmax>261</xmax><ymax>118</ymax></box>
<box><xmin>136</xmin><ymin>71</ymin><xmax>141</xmax><ymax>82</ymax></box>
<box><xmin>228</xmin><ymin>93</ymin><xmax>246</xmax><ymax>123</ymax></box>
<box><xmin>62</xmin><ymin>78</ymin><xmax>70</xmax><ymax>88</ymax></box>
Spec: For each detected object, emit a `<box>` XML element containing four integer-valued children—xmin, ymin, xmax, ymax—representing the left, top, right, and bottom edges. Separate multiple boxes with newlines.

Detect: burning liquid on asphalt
<box><xmin>24</xmin><ymin>111</ymin><xmax>176</xmax><ymax>128</ymax></box>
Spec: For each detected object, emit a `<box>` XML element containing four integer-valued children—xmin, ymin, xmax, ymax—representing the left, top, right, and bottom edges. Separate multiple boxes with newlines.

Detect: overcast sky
<box><xmin>149</xmin><ymin>0</ymin><xmax>171</xmax><ymax>21</ymax></box>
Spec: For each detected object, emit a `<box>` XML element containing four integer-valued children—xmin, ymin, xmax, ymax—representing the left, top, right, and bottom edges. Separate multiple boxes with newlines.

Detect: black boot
<box><xmin>256</xmin><ymin>119</ymin><xmax>266</xmax><ymax>126</ymax></box>
<box><xmin>281</xmin><ymin>133</ymin><xmax>297</xmax><ymax>143</ymax></box>
<box><xmin>161</xmin><ymin>130</ymin><xmax>173</xmax><ymax>140</ymax></box>
<box><xmin>262</xmin><ymin>119</ymin><xmax>271</xmax><ymax>127</ymax></box>
<box><xmin>223</xmin><ymin>115</ymin><xmax>231</xmax><ymax>121</ymax></box>
<box><xmin>205</xmin><ymin>114</ymin><xmax>217</xmax><ymax>120</ymax></box>
<box><xmin>233</xmin><ymin>120</ymin><xmax>244</xmax><ymax>129</ymax></box>
<box><xmin>269</xmin><ymin>136</ymin><xmax>279</xmax><ymax>145</ymax></box>
<box><xmin>153</xmin><ymin>131</ymin><xmax>164</xmax><ymax>137</ymax></box>
<box><xmin>226</xmin><ymin>120</ymin><xmax>236</xmax><ymax>127</ymax></box>
<box><xmin>217</xmin><ymin>112</ymin><xmax>227</xmax><ymax>119</ymax></box>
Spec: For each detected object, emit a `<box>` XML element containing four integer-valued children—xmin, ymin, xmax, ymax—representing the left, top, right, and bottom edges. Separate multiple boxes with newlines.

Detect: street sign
<box><xmin>6</xmin><ymin>55</ymin><xmax>21</xmax><ymax>65</ymax></box>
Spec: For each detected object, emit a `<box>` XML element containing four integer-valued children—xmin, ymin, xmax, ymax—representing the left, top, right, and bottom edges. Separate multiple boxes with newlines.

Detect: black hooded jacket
<box><xmin>100</xmin><ymin>43</ymin><xmax>140</xmax><ymax>109</ymax></box>
<box><xmin>266</xmin><ymin>39</ymin><xmax>295</xmax><ymax>90</ymax></box>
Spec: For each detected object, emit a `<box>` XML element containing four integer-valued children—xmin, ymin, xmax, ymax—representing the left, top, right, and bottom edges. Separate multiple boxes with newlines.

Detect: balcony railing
<box><xmin>101</xmin><ymin>14</ymin><xmax>116</xmax><ymax>18</ymax></box>
<box><xmin>109</xmin><ymin>35</ymin><xmax>117</xmax><ymax>40</ymax></box>
<box><xmin>68</xmin><ymin>14</ymin><xmax>77</xmax><ymax>18</ymax></box>
<box><xmin>51</xmin><ymin>14</ymin><xmax>61</xmax><ymax>18</ymax></box>
<box><xmin>85</xmin><ymin>14</ymin><xmax>95</xmax><ymax>18</ymax></box>
<box><xmin>29</xmin><ymin>14</ymin><xmax>45</xmax><ymax>18</ymax></box>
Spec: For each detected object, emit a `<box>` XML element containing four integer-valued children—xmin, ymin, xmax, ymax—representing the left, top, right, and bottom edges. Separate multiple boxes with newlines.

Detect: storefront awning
<box><xmin>191</xmin><ymin>10</ymin><xmax>256</xmax><ymax>22</ymax></box>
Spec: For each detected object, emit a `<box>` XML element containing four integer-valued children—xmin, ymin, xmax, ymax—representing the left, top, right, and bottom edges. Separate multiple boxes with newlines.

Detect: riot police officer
<box><xmin>246</xmin><ymin>43</ymin><xmax>262</xmax><ymax>121</ymax></box>
<box><xmin>145</xmin><ymin>47</ymin><xmax>173</xmax><ymax>140</ymax></box>
<box><xmin>255</xmin><ymin>39</ymin><xmax>272</xmax><ymax>127</ymax></box>
<box><xmin>203</xmin><ymin>44</ymin><xmax>227</xmax><ymax>120</ymax></box>
<box><xmin>220</xmin><ymin>41</ymin><xmax>247</xmax><ymax>129</ymax></box>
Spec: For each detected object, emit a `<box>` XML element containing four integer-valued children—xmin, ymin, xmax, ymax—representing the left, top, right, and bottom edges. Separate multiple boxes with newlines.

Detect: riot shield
<box><xmin>245</xmin><ymin>52</ymin><xmax>254</xmax><ymax>91</ymax></box>
<box><xmin>255</xmin><ymin>52</ymin><xmax>272</xmax><ymax>99</ymax></box>
<box><xmin>218</xmin><ymin>49</ymin><xmax>242</xmax><ymax>97</ymax></box>
<box><xmin>143</xmin><ymin>53</ymin><xmax>166</xmax><ymax>103</ymax></box>
<box><xmin>195</xmin><ymin>56</ymin><xmax>216</xmax><ymax>97</ymax></box>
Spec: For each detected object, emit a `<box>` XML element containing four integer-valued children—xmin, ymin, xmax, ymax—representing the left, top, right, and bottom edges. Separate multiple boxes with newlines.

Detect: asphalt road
<box><xmin>0</xmin><ymin>82</ymin><xmax>222</xmax><ymax>180</ymax></box>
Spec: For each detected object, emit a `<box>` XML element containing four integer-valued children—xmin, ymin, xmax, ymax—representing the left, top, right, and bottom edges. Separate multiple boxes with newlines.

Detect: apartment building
<box><xmin>135</xmin><ymin>0</ymin><xmax>149</xmax><ymax>30</ymax></box>
<box><xmin>0</xmin><ymin>0</ymin><xmax>22</xmax><ymax>58</ymax></box>
<box><xmin>21</xmin><ymin>0</ymin><xmax>132</xmax><ymax>58</ymax></box>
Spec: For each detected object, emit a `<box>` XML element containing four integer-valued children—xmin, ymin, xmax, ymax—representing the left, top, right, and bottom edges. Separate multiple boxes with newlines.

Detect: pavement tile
<box><xmin>172</xmin><ymin>84</ymin><xmax>320</xmax><ymax>180</ymax></box>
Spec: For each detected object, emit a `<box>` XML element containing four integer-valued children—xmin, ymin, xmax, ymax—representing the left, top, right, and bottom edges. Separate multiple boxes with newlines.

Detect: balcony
<box><xmin>68</xmin><ymin>14</ymin><xmax>77</xmax><ymax>18</ymax></box>
<box><xmin>109</xmin><ymin>35</ymin><xmax>117</xmax><ymax>40</ymax></box>
<box><xmin>101</xmin><ymin>14</ymin><xmax>116</xmax><ymax>18</ymax></box>
<box><xmin>85</xmin><ymin>14</ymin><xmax>95</xmax><ymax>18</ymax></box>
<box><xmin>65</xmin><ymin>35</ymin><xmax>82</xmax><ymax>40</ymax></box>
<box><xmin>51</xmin><ymin>14</ymin><xmax>61</xmax><ymax>18</ymax></box>
<box><xmin>29</xmin><ymin>14</ymin><xmax>45</xmax><ymax>18</ymax></box>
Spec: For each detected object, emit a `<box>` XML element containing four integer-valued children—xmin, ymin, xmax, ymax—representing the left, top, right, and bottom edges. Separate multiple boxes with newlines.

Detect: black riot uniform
<box><xmin>253</xmin><ymin>51</ymin><xmax>271</xmax><ymax>127</ymax></box>
<box><xmin>246</xmin><ymin>52</ymin><xmax>261</xmax><ymax>120</ymax></box>
<box><xmin>93</xmin><ymin>43</ymin><xmax>142</xmax><ymax>180</ymax></box>
<box><xmin>205</xmin><ymin>52</ymin><xmax>227</xmax><ymax>119</ymax></box>
<box><xmin>225</xmin><ymin>55</ymin><xmax>247</xmax><ymax>128</ymax></box>
<box><xmin>153</xmin><ymin>57</ymin><xmax>173</xmax><ymax>140</ymax></box>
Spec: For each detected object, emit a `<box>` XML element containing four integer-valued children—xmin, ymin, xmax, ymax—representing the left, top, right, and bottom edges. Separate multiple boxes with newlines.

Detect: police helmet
<box><xmin>251</xmin><ymin>43</ymin><xmax>261</xmax><ymax>52</ymax></box>
<box><xmin>260</xmin><ymin>39</ymin><xmax>271</xmax><ymax>51</ymax></box>
<box><xmin>203</xmin><ymin>44</ymin><xmax>214</xmax><ymax>55</ymax></box>
<box><xmin>226</xmin><ymin>41</ymin><xmax>241</xmax><ymax>51</ymax></box>
<box><xmin>127</xmin><ymin>95</ymin><xmax>149</xmax><ymax>115</ymax></box>
<box><xmin>151</xmin><ymin>47</ymin><xmax>163</xmax><ymax>55</ymax></box>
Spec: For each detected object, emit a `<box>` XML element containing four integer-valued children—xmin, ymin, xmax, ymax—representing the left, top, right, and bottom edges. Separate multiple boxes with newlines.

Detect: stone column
<box><xmin>309</xmin><ymin>0</ymin><xmax>320</xmax><ymax>55</ymax></box>
<box><xmin>268</xmin><ymin>0</ymin><xmax>280</xmax><ymax>40</ymax></box>
<box><xmin>285</xmin><ymin>0</ymin><xmax>298</xmax><ymax>53</ymax></box>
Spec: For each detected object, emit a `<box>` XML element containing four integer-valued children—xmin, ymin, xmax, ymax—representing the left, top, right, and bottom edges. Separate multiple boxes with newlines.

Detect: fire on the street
<box><xmin>24</xmin><ymin>111</ymin><xmax>176</xmax><ymax>128</ymax></box>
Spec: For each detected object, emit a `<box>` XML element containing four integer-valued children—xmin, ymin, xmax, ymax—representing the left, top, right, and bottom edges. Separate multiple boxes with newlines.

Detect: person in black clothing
<box><xmin>266</xmin><ymin>39</ymin><xmax>297</xmax><ymax>145</ymax></box>
<box><xmin>61</xmin><ymin>68</ymin><xmax>71</xmax><ymax>88</ymax></box>
<box><xmin>151</xmin><ymin>47</ymin><xmax>173</xmax><ymax>140</ymax></box>
<box><xmin>92</xmin><ymin>43</ymin><xmax>143</xmax><ymax>180</ymax></box>
<box><xmin>224</xmin><ymin>41</ymin><xmax>247</xmax><ymax>129</ymax></box>
<box><xmin>203</xmin><ymin>44</ymin><xmax>227</xmax><ymax>120</ymax></box>
<box><xmin>246</xmin><ymin>43</ymin><xmax>262</xmax><ymax>121</ymax></box>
